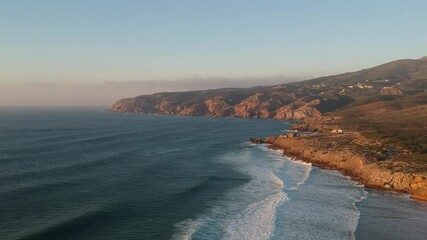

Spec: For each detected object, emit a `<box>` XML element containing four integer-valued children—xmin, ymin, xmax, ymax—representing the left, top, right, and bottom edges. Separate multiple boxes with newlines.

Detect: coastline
<box><xmin>261</xmin><ymin>132</ymin><xmax>427</xmax><ymax>202</ymax></box>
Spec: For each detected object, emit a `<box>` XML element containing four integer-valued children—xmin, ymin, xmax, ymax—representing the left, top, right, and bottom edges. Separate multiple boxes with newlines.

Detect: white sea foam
<box><xmin>271</xmin><ymin>173</ymin><xmax>284</xmax><ymax>188</ymax></box>
<box><xmin>351</xmin><ymin>184</ymin><xmax>369</xmax><ymax>239</ymax></box>
<box><xmin>291</xmin><ymin>160</ymin><xmax>312</xmax><ymax>189</ymax></box>
<box><xmin>272</xmin><ymin>168</ymin><xmax>369</xmax><ymax>240</ymax></box>
<box><xmin>172</xmin><ymin>218</ymin><xmax>202</xmax><ymax>240</ymax></box>
<box><xmin>173</xmin><ymin>143</ymin><xmax>367</xmax><ymax>240</ymax></box>
<box><xmin>217</xmin><ymin>151</ymin><xmax>288</xmax><ymax>240</ymax></box>
<box><xmin>173</xmin><ymin>143</ymin><xmax>376</xmax><ymax>240</ymax></box>
<box><xmin>224</xmin><ymin>190</ymin><xmax>286</xmax><ymax>240</ymax></box>
<box><xmin>257</xmin><ymin>145</ymin><xmax>313</xmax><ymax>189</ymax></box>
<box><xmin>250</xmin><ymin>144</ymin><xmax>370</xmax><ymax>240</ymax></box>
<box><xmin>172</xmin><ymin>144</ymin><xmax>289</xmax><ymax>240</ymax></box>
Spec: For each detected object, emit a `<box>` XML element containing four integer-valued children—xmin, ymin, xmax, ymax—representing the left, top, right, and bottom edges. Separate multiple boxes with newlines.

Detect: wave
<box><xmin>272</xmin><ymin>168</ymin><xmax>368</xmax><ymax>240</ymax></box>
<box><xmin>259</xmin><ymin>145</ymin><xmax>313</xmax><ymax>191</ymax></box>
<box><xmin>0</xmin><ymin>127</ymin><xmax>179</xmax><ymax>164</ymax></box>
<box><xmin>0</xmin><ymin>146</ymin><xmax>138</xmax><ymax>179</ymax></box>
<box><xmin>172</xmin><ymin>175</ymin><xmax>249</xmax><ymax>200</ymax></box>
<box><xmin>224</xmin><ymin>190</ymin><xmax>286</xmax><ymax>240</ymax></box>
<box><xmin>174</xmin><ymin>143</ymin><xmax>366</xmax><ymax>240</ymax></box>
<box><xmin>173</xmin><ymin>218</ymin><xmax>203</xmax><ymax>240</ymax></box>
<box><xmin>173</xmin><ymin>142</ymin><xmax>370</xmax><ymax>240</ymax></box>
<box><xmin>13</xmin><ymin>205</ymin><xmax>104</xmax><ymax>240</ymax></box>
<box><xmin>173</xmin><ymin>144</ymin><xmax>289</xmax><ymax>240</ymax></box>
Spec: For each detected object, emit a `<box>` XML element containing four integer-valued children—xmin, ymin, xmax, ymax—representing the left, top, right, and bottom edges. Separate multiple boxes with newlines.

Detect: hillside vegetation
<box><xmin>334</xmin><ymin>92</ymin><xmax>427</xmax><ymax>163</ymax></box>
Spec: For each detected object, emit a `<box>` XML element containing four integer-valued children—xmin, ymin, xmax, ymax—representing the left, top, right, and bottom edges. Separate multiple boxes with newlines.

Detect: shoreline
<box><xmin>260</xmin><ymin>133</ymin><xmax>427</xmax><ymax>202</ymax></box>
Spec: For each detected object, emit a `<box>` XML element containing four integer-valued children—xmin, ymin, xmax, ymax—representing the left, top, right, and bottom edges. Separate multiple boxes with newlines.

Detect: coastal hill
<box><xmin>111</xmin><ymin>57</ymin><xmax>427</xmax><ymax>156</ymax></box>
<box><xmin>111</xmin><ymin>57</ymin><xmax>427</xmax><ymax>121</ymax></box>
<box><xmin>111</xmin><ymin>57</ymin><xmax>427</xmax><ymax>158</ymax></box>
<box><xmin>112</xmin><ymin>57</ymin><xmax>427</xmax><ymax>200</ymax></box>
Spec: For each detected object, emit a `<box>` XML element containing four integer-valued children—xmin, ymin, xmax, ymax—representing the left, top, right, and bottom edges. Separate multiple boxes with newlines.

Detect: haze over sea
<box><xmin>1</xmin><ymin>107</ymin><xmax>426</xmax><ymax>240</ymax></box>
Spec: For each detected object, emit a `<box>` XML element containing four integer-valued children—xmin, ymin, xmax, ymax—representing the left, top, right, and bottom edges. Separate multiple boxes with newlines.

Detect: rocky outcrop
<box><xmin>380</xmin><ymin>86</ymin><xmax>403</xmax><ymax>96</ymax></box>
<box><xmin>274</xmin><ymin>100</ymin><xmax>321</xmax><ymax>120</ymax></box>
<box><xmin>232</xmin><ymin>92</ymin><xmax>296</xmax><ymax>118</ymax></box>
<box><xmin>177</xmin><ymin>103</ymin><xmax>207</xmax><ymax>116</ymax></box>
<box><xmin>249</xmin><ymin>137</ymin><xmax>264</xmax><ymax>144</ymax></box>
<box><xmin>233</xmin><ymin>93</ymin><xmax>271</xmax><ymax>118</ymax></box>
<box><xmin>204</xmin><ymin>96</ymin><xmax>234</xmax><ymax>117</ymax></box>
<box><xmin>111</xmin><ymin>98</ymin><xmax>135</xmax><ymax>112</ymax></box>
<box><xmin>156</xmin><ymin>100</ymin><xmax>176</xmax><ymax>115</ymax></box>
<box><xmin>267</xmin><ymin>133</ymin><xmax>427</xmax><ymax>201</ymax></box>
<box><xmin>111</xmin><ymin>97</ymin><xmax>157</xmax><ymax>113</ymax></box>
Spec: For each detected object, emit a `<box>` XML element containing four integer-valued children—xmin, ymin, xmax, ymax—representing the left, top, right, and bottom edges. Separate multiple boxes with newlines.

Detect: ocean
<box><xmin>1</xmin><ymin>107</ymin><xmax>426</xmax><ymax>240</ymax></box>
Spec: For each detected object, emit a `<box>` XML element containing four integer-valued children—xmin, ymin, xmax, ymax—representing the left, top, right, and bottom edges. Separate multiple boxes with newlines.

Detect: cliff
<box><xmin>111</xmin><ymin>57</ymin><xmax>427</xmax><ymax>120</ymax></box>
<box><xmin>111</xmin><ymin>89</ymin><xmax>322</xmax><ymax>120</ymax></box>
<box><xmin>266</xmin><ymin>132</ymin><xmax>427</xmax><ymax>201</ymax></box>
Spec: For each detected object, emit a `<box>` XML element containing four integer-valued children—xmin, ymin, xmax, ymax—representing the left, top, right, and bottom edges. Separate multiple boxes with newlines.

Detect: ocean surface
<box><xmin>1</xmin><ymin>107</ymin><xmax>426</xmax><ymax>240</ymax></box>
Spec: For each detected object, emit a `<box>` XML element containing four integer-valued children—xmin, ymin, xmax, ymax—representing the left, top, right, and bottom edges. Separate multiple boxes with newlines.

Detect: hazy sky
<box><xmin>1</xmin><ymin>0</ymin><xmax>427</xmax><ymax>106</ymax></box>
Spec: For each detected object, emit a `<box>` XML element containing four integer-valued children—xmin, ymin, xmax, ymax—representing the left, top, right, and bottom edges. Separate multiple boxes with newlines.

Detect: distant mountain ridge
<box><xmin>111</xmin><ymin>57</ymin><xmax>427</xmax><ymax>120</ymax></box>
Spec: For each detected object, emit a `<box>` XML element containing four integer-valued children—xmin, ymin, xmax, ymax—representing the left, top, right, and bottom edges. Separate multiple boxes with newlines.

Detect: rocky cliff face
<box><xmin>268</xmin><ymin>133</ymin><xmax>427</xmax><ymax>201</ymax></box>
<box><xmin>111</xmin><ymin>90</ymin><xmax>323</xmax><ymax>120</ymax></box>
<box><xmin>111</xmin><ymin>57</ymin><xmax>427</xmax><ymax>120</ymax></box>
<box><xmin>274</xmin><ymin>99</ymin><xmax>322</xmax><ymax>120</ymax></box>
<box><xmin>111</xmin><ymin>99</ymin><xmax>133</xmax><ymax>112</ymax></box>
<box><xmin>232</xmin><ymin>92</ymin><xmax>298</xmax><ymax>118</ymax></box>
<box><xmin>204</xmin><ymin>96</ymin><xmax>234</xmax><ymax>117</ymax></box>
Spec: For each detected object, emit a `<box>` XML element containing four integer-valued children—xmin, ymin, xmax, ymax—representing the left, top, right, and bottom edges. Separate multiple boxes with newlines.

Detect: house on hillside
<box><xmin>279</xmin><ymin>133</ymin><xmax>300</xmax><ymax>138</ymax></box>
<box><xmin>330</xmin><ymin>128</ymin><xmax>343</xmax><ymax>133</ymax></box>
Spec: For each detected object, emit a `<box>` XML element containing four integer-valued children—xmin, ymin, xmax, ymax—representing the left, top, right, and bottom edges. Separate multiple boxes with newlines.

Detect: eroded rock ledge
<box><xmin>263</xmin><ymin>132</ymin><xmax>427</xmax><ymax>201</ymax></box>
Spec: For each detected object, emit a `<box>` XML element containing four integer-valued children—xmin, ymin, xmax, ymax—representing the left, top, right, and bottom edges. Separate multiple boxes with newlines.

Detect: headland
<box><xmin>256</xmin><ymin>122</ymin><xmax>427</xmax><ymax>201</ymax></box>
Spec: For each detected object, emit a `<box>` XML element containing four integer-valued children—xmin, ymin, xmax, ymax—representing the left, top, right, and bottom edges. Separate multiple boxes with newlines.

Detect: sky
<box><xmin>1</xmin><ymin>0</ymin><xmax>427</xmax><ymax>106</ymax></box>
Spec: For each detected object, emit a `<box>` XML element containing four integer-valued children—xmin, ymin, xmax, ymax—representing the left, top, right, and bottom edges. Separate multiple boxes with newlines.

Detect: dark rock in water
<box><xmin>249</xmin><ymin>137</ymin><xmax>263</xmax><ymax>144</ymax></box>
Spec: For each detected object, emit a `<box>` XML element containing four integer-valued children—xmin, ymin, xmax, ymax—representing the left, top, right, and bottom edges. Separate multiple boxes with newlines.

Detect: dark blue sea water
<box><xmin>1</xmin><ymin>107</ymin><xmax>426</xmax><ymax>240</ymax></box>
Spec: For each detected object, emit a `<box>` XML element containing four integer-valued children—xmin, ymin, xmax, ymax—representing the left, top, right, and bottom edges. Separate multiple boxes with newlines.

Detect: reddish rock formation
<box><xmin>204</xmin><ymin>96</ymin><xmax>234</xmax><ymax>117</ymax></box>
<box><xmin>178</xmin><ymin>103</ymin><xmax>207</xmax><ymax>116</ymax></box>
<box><xmin>110</xmin><ymin>89</ymin><xmax>322</xmax><ymax>120</ymax></box>
<box><xmin>233</xmin><ymin>93</ymin><xmax>273</xmax><ymax>118</ymax></box>
<box><xmin>274</xmin><ymin>101</ymin><xmax>321</xmax><ymax>120</ymax></box>
<box><xmin>156</xmin><ymin>100</ymin><xmax>176</xmax><ymax>115</ymax></box>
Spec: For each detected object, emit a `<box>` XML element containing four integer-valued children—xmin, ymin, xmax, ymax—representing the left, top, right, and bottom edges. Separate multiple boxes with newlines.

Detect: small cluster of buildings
<box><xmin>279</xmin><ymin>130</ymin><xmax>313</xmax><ymax>138</ymax></box>
<box><xmin>348</xmin><ymin>82</ymin><xmax>373</xmax><ymax>89</ymax></box>
<box><xmin>279</xmin><ymin>132</ymin><xmax>301</xmax><ymax>138</ymax></box>
<box><xmin>330</xmin><ymin>128</ymin><xmax>343</xmax><ymax>133</ymax></box>
<box><xmin>278</xmin><ymin>128</ymin><xmax>344</xmax><ymax>139</ymax></box>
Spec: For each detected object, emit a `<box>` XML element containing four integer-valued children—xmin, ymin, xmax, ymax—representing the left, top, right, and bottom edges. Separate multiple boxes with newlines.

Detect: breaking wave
<box><xmin>173</xmin><ymin>143</ymin><xmax>312</xmax><ymax>240</ymax></box>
